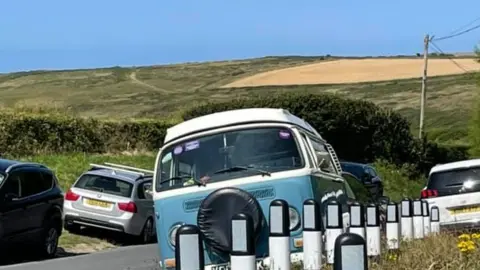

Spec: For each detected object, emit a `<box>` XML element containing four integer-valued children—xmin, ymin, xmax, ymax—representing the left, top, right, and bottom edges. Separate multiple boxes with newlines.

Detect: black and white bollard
<box><xmin>175</xmin><ymin>224</ymin><xmax>205</xmax><ymax>270</ymax></box>
<box><xmin>349</xmin><ymin>202</ymin><xmax>365</xmax><ymax>239</ymax></box>
<box><xmin>302</xmin><ymin>199</ymin><xmax>322</xmax><ymax>269</ymax></box>
<box><xmin>400</xmin><ymin>198</ymin><xmax>413</xmax><ymax>240</ymax></box>
<box><xmin>430</xmin><ymin>206</ymin><xmax>440</xmax><ymax>234</ymax></box>
<box><xmin>326</xmin><ymin>200</ymin><xmax>344</xmax><ymax>265</ymax></box>
<box><xmin>386</xmin><ymin>202</ymin><xmax>400</xmax><ymax>250</ymax></box>
<box><xmin>230</xmin><ymin>213</ymin><xmax>255</xmax><ymax>270</ymax></box>
<box><xmin>412</xmin><ymin>199</ymin><xmax>424</xmax><ymax>239</ymax></box>
<box><xmin>268</xmin><ymin>199</ymin><xmax>291</xmax><ymax>270</ymax></box>
<box><xmin>422</xmin><ymin>200</ymin><xmax>431</xmax><ymax>236</ymax></box>
<box><xmin>333</xmin><ymin>232</ymin><xmax>368</xmax><ymax>270</ymax></box>
<box><xmin>366</xmin><ymin>203</ymin><xmax>381</xmax><ymax>258</ymax></box>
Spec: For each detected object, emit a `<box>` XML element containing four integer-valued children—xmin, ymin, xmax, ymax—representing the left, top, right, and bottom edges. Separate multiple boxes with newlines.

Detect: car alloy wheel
<box><xmin>45</xmin><ymin>227</ymin><xmax>59</xmax><ymax>256</ymax></box>
<box><xmin>142</xmin><ymin>219</ymin><xmax>154</xmax><ymax>243</ymax></box>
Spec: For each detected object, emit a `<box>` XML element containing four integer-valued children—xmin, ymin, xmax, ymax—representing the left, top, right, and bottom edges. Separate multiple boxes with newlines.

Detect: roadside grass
<box><xmin>14</xmin><ymin>152</ymin><xmax>157</xmax><ymax>189</ymax></box>
<box><xmin>0</xmin><ymin>57</ymin><xmax>478</xmax><ymax>144</ymax></box>
<box><xmin>373</xmin><ymin>160</ymin><xmax>425</xmax><ymax>201</ymax></box>
<box><xmin>292</xmin><ymin>232</ymin><xmax>480</xmax><ymax>270</ymax></box>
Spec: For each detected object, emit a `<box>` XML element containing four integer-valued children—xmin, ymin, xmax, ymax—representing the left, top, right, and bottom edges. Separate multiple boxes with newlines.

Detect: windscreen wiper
<box><xmin>213</xmin><ymin>166</ymin><xmax>271</xmax><ymax>177</ymax></box>
<box><xmin>445</xmin><ymin>183</ymin><xmax>464</xmax><ymax>187</ymax></box>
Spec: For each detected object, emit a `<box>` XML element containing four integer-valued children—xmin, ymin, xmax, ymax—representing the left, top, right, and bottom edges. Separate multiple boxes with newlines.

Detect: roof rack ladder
<box><xmin>325</xmin><ymin>143</ymin><xmax>343</xmax><ymax>174</ymax></box>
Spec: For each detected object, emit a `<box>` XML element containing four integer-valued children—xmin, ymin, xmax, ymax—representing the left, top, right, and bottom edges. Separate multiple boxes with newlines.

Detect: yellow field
<box><xmin>222</xmin><ymin>58</ymin><xmax>480</xmax><ymax>88</ymax></box>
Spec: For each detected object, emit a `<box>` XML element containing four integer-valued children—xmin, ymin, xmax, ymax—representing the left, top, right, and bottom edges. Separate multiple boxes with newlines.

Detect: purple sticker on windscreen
<box><xmin>173</xmin><ymin>146</ymin><xmax>183</xmax><ymax>155</ymax></box>
<box><xmin>279</xmin><ymin>130</ymin><xmax>291</xmax><ymax>139</ymax></box>
<box><xmin>185</xmin><ymin>140</ymin><xmax>200</xmax><ymax>151</ymax></box>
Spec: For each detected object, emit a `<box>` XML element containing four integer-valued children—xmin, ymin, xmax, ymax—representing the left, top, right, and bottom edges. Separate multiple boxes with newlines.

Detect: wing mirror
<box><xmin>143</xmin><ymin>184</ymin><xmax>153</xmax><ymax>200</ymax></box>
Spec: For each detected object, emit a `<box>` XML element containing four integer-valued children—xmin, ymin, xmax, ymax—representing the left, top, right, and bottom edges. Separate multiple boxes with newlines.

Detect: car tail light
<box><xmin>118</xmin><ymin>201</ymin><xmax>137</xmax><ymax>213</ymax></box>
<box><xmin>421</xmin><ymin>189</ymin><xmax>438</xmax><ymax>198</ymax></box>
<box><xmin>65</xmin><ymin>189</ymin><xmax>80</xmax><ymax>201</ymax></box>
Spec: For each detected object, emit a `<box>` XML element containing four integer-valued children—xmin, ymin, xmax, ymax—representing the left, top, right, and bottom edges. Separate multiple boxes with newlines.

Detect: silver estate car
<box><xmin>63</xmin><ymin>163</ymin><xmax>156</xmax><ymax>244</ymax></box>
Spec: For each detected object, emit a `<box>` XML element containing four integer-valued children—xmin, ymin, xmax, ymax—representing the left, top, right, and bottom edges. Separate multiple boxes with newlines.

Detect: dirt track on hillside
<box><xmin>222</xmin><ymin>58</ymin><xmax>480</xmax><ymax>88</ymax></box>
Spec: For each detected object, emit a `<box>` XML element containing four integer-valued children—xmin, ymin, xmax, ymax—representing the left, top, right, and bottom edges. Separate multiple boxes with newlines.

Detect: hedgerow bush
<box><xmin>0</xmin><ymin>93</ymin><xmax>469</xmax><ymax>174</ymax></box>
<box><xmin>183</xmin><ymin>93</ymin><xmax>413</xmax><ymax>163</ymax></box>
<box><xmin>183</xmin><ymin>93</ymin><xmax>469</xmax><ymax>174</ymax></box>
<box><xmin>0</xmin><ymin>113</ymin><xmax>172</xmax><ymax>156</ymax></box>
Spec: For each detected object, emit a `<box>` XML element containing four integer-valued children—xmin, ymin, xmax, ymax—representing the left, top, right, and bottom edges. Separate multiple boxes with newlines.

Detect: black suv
<box><xmin>0</xmin><ymin>159</ymin><xmax>64</xmax><ymax>258</ymax></box>
<box><xmin>340</xmin><ymin>161</ymin><xmax>384</xmax><ymax>199</ymax></box>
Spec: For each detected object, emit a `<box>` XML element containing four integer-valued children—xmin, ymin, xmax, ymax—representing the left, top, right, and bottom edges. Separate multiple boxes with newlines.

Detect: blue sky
<box><xmin>1</xmin><ymin>0</ymin><xmax>479</xmax><ymax>73</ymax></box>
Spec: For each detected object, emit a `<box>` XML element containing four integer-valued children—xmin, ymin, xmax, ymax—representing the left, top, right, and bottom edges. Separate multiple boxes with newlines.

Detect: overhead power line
<box><xmin>445</xmin><ymin>16</ymin><xmax>480</xmax><ymax>37</ymax></box>
<box><xmin>418</xmin><ymin>16</ymin><xmax>480</xmax><ymax>139</ymax></box>
<box><xmin>432</xmin><ymin>22</ymin><xmax>480</xmax><ymax>41</ymax></box>
<box><xmin>429</xmin><ymin>40</ymin><xmax>472</xmax><ymax>73</ymax></box>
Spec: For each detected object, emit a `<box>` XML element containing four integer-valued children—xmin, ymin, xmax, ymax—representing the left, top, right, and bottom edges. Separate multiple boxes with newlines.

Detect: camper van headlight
<box><xmin>168</xmin><ymin>223</ymin><xmax>183</xmax><ymax>247</ymax></box>
<box><xmin>289</xmin><ymin>207</ymin><xmax>300</xmax><ymax>231</ymax></box>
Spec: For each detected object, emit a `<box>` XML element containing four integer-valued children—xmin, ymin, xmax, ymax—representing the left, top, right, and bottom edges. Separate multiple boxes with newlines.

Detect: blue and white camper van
<box><xmin>152</xmin><ymin>108</ymin><xmax>355</xmax><ymax>269</ymax></box>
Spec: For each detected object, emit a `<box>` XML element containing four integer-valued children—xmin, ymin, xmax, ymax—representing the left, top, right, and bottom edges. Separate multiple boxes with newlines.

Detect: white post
<box><xmin>386</xmin><ymin>202</ymin><xmax>400</xmax><ymax>250</ymax></box>
<box><xmin>326</xmin><ymin>200</ymin><xmax>343</xmax><ymax>265</ymax></box>
<box><xmin>268</xmin><ymin>199</ymin><xmax>291</xmax><ymax>270</ymax></box>
<box><xmin>366</xmin><ymin>203</ymin><xmax>381</xmax><ymax>257</ymax></box>
<box><xmin>348</xmin><ymin>202</ymin><xmax>365</xmax><ymax>239</ymax></box>
<box><xmin>303</xmin><ymin>199</ymin><xmax>322</xmax><ymax>270</ymax></box>
<box><xmin>175</xmin><ymin>225</ymin><xmax>205</xmax><ymax>270</ymax></box>
<box><xmin>413</xmin><ymin>199</ymin><xmax>424</xmax><ymax>239</ymax></box>
<box><xmin>422</xmin><ymin>200</ymin><xmax>431</xmax><ymax>236</ymax></box>
<box><xmin>400</xmin><ymin>199</ymin><xmax>413</xmax><ymax>241</ymax></box>
<box><xmin>430</xmin><ymin>206</ymin><xmax>440</xmax><ymax>234</ymax></box>
<box><xmin>230</xmin><ymin>213</ymin><xmax>255</xmax><ymax>270</ymax></box>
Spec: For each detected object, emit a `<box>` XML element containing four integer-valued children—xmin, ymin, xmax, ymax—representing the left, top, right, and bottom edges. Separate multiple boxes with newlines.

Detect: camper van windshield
<box><xmin>156</xmin><ymin>127</ymin><xmax>304</xmax><ymax>192</ymax></box>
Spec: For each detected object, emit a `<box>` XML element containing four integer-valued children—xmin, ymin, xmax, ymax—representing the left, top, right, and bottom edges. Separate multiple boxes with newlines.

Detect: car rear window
<box><xmin>427</xmin><ymin>166</ymin><xmax>480</xmax><ymax>196</ymax></box>
<box><xmin>74</xmin><ymin>174</ymin><xmax>133</xmax><ymax>198</ymax></box>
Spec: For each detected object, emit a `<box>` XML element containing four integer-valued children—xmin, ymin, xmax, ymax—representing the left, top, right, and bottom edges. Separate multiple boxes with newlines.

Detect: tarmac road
<box><xmin>0</xmin><ymin>244</ymin><xmax>161</xmax><ymax>270</ymax></box>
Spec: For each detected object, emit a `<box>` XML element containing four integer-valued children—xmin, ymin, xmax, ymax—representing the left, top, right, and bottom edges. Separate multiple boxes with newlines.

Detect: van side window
<box><xmin>308</xmin><ymin>138</ymin><xmax>337</xmax><ymax>174</ymax></box>
<box><xmin>299</xmin><ymin>134</ymin><xmax>315</xmax><ymax>168</ymax></box>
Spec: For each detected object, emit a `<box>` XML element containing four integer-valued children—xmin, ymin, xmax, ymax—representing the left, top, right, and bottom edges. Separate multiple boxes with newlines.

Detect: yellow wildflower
<box><xmin>459</xmin><ymin>234</ymin><xmax>471</xmax><ymax>241</ymax></box>
<box><xmin>388</xmin><ymin>254</ymin><xmax>398</xmax><ymax>261</ymax></box>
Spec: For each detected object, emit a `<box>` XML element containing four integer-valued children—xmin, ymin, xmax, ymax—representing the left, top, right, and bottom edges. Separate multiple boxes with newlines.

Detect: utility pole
<box><xmin>419</xmin><ymin>34</ymin><xmax>430</xmax><ymax>139</ymax></box>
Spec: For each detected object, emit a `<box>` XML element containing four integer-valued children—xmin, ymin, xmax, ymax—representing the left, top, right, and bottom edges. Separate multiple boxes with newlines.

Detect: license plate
<box><xmin>449</xmin><ymin>206</ymin><xmax>480</xmax><ymax>215</ymax></box>
<box><xmin>85</xmin><ymin>198</ymin><xmax>111</xmax><ymax>208</ymax></box>
<box><xmin>210</xmin><ymin>259</ymin><xmax>264</xmax><ymax>270</ymax></box>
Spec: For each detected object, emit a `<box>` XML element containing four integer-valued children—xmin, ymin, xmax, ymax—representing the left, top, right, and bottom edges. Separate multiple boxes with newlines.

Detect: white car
<box><xmin>421</xmin><ymin>158</ymin><xmax>480</xmax><ymax>231</ymax></box>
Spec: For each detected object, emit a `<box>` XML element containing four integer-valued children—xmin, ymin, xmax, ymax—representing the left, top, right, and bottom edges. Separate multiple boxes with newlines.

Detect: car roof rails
<box><xmin>89</xmin><ymin>162</ymin><xmax>154</xmax><ymax>177</ymax></box>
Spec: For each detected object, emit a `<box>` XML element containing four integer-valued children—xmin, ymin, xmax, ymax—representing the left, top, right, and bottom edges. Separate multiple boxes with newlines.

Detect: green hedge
<box><xmin>183</xmin><ymin>93</ymin><xmax>469</xmax><ymax>174</ymax></box>
<box><xmin>0</xmin><ymin>93</ymin><xmax>469</xmax><ymax>176</ymax></box>
<box><xmin>183</xmin><ymin>93</ymin><xmax>416</xmax><ymax>164</ymax></box>
<box><xmin>0</xmin><ymin>113</ymin><xmax>171</xmax><ymax>156</ymax></box>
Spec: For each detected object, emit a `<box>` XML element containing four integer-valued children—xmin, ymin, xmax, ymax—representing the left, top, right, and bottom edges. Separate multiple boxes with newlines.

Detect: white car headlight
<box><xmin>168</xmin><ymin>224</ymin><xmax>183</xmax><ymax>247</ymax></box>
<box><xmin>289</xmin><ymin>207</ymin><xmax>300</xmax><ymax>231</ymax></box>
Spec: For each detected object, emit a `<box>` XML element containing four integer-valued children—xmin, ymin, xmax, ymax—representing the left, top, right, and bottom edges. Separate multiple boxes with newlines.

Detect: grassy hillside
<box><xmin>0</xmin><ymin>56</ymin><xmax>478</xmax><ymax>144</ymax></box>
<box><xmin>0</xmin><ymin>56</ymin><xmax>328</xmax><ymax>119</ymax></box>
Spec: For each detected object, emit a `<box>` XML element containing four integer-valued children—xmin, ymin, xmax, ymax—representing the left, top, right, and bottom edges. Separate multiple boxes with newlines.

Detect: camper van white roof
<box><xmin>164</xmin><ymin>108</ymin><xmax>322</xmax><ymax>143</ymax></box>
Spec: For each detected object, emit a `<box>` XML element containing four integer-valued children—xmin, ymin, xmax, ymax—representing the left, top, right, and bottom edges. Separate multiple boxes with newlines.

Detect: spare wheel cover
<box><xmin>197</xmin><ymin>187</ymin><xmax>263</xmax><ymax>255</ymax></box>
